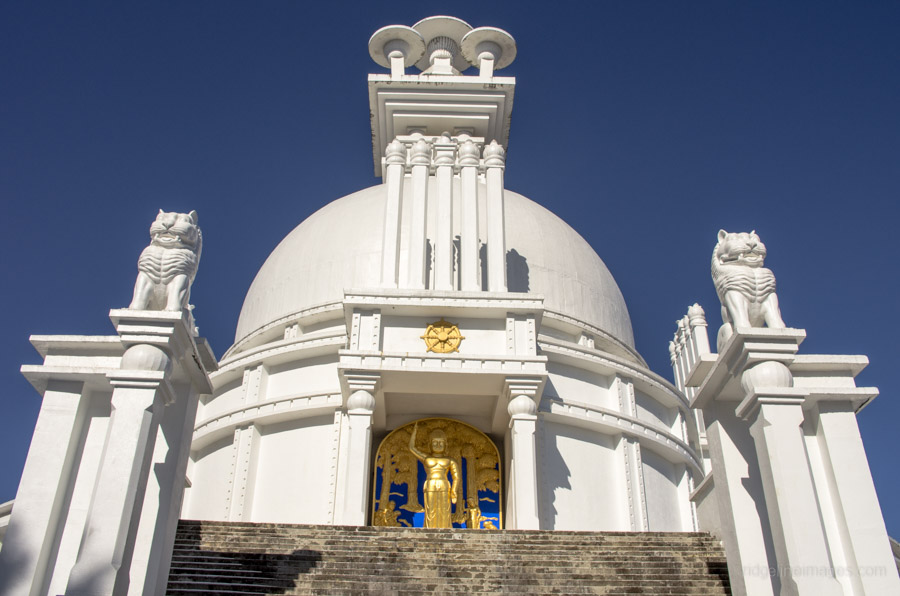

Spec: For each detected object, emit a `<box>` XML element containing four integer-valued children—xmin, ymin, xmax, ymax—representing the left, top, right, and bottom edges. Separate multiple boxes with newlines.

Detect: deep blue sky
<box><xmin>2</xmin><ymin>2</ymin><xmax>898</xmax><ymax>537</ymax></box>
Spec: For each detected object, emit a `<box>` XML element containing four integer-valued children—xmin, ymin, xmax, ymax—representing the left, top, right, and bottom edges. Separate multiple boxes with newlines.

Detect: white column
<box><xmin>814</xmin><ymin>402</ymin><xmax>900</xmax><ymax>594</ymax></box>
<box><xmin>676</xmin><ymin>464</ymin><xmax>698</xmax><ymax>532</ymax></box>
<box><xmin>0</xmin><ymin>380</ymin><xmax>88</xmax><ymax>596</ymax></box>
<box><xmin>131</xmin><ymin>378</ymin><xmax>202</xmax><ymax>596</ymax></box>
<box><xmin>737</xmin><ymin>362</ymin><xmax>842</xmax><ymax>596</ymax></box>
<box><xmin>66</xmin><ymin>345</ymin><xmax>173</xmax><ymax>596</ymax></box>
<box><xmin>507</xmin><ymin>392</ymin><xmax>539</xmax><ymax>529</ymax></box>
<box><xmin>704</xmin><ymin>412</ymin><xmax>775</xmax><ymax>596</ymax></box>
<box><xmin>458</xmin><ymin>136</ymin><xmax>481</xmax><ymax>291</ymax></box>
<box><xmin>623</xmin><ymin>438</ymin><xmax>648</xmax><ymax>531</ymax></box>
<box><xmin>225</xmin><ymin>424</ymin><xmax>262</xmax><ymax>522</ymax></box>
<box><xmin>337</xmin><ymin>391</ymin><xmax>375</xmax><ymax>526</ymax></box>
<box><xmin>617</xmin><ymin>376</ymin><xmax>648</xmax><ymax>531</ymax></box>
<box><xmin>433</xmin><ymin>135</ymin><xmax>455</xmax><ymax>290</ymax></box>
<box><xmin>484</xmin><ymin>140</ymin><xmax>507</xmax><ymax>292</ymax></box>
<box><xmin>334</xmin><ymin>373</ymin><xmax>379</xmax><ymax>526</ymax></box>
<box><xmin>407</xmin><ymin>137</ymin><xmax>430</xmax><ymax>289</ymax></box>
<box><xmin>381</xmin><ymin>139</ymin><xmax>407</xmax><ymax>288</ymax></box>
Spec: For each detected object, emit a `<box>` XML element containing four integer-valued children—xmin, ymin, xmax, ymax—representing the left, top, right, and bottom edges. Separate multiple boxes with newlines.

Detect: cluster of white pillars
<box><xmin>380</xmin><ymin>133</ymin><xmax>508</xmax><ymax>293</ymax></box>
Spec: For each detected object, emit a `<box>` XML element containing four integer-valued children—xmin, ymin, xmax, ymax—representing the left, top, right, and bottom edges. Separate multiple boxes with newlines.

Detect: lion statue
<box><xmin>129</xmin><ymin>210</ymin><xmax>202</xmax><ymax>312</ymax></box>
<box><xmin>711</xmin><ymin>229</ymin><xmax>785</xmax><ymax>350</ymax></box>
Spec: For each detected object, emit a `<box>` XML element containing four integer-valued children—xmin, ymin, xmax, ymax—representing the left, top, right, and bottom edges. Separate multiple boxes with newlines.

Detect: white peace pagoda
<box><xmin>0</xmin><ymin>15</ymin><xmax>897</xmax><ymax>596</ymax></box>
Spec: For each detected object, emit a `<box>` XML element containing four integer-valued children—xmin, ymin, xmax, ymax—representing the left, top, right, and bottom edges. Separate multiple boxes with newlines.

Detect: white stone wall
<box><xmin>250</xmin><ymin>416</ymin><xmax>335</xmax><ymax>523</ymax></box>
<box><xmin>537</xmin><ymin>422</ymin><xmax>627</xmax><ymax>531</ymax></box>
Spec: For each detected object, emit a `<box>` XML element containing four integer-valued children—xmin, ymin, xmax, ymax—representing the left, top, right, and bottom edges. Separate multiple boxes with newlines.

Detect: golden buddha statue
<box><xmin>408</xmin><ymin>422</ymin><xmax>460</xmax><ymax>528</ymax></box>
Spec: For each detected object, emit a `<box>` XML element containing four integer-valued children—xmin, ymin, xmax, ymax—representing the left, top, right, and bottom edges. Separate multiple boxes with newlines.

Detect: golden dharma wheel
<box><xmin>421</xmin><ymin>318</ymin><xmax>464</xmax><ymax>353</ymax></box>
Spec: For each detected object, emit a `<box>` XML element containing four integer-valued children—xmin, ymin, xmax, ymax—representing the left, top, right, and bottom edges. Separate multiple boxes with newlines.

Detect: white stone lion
<box><xmin>711</xmin><ymin>229</ymin><xmax>785</xmax><ymax>350</ymax></box>
<box><xmin>129</xmin><ymin>210</ymin><xmax>202</xmax><ymax>312</ymax></box>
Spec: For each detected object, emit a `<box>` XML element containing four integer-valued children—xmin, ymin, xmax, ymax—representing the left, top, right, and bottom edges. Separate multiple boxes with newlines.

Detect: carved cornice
<box><xmin>537</xmin><ymin>338</ymin><xmax>689</xmax><ymax>412</ymax></box>
<box><xmin>338</xmin><ymin>349</ymin><xmax>547</xmax><ymax>377</ymax></box>
<box><xmin>212</xmin><ymin>331</ymin><xmax>346</xmax><ymax>386</ymax></box>
<box><xmin>540</xmin><ymin>396</ymin><xmax>702</xmax><ymax>475</ymax></box>
<box><xmin>192</xmin><ymin>391</ymin><xmax>342</xmax><ymax>449</ymax></box>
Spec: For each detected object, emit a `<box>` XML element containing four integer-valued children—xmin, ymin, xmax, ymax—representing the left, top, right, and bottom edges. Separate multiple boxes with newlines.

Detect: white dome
<box><xmin>235</xmin><ymin>184</ymin><xmax>634</xmax><ymax>349</ymax></box>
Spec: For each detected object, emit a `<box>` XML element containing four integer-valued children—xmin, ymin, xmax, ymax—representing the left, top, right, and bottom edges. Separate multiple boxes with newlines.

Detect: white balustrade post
<box><xmin>407</xmin><ymin>136</ymin><xmax>430</xmax><ymax>289</ymax></box>
<box><xmin>813</xmin><ymin>401</ymin><xmax>900</xmax><ymax>594</ymax></box>
<box><xmin>0</xmin><ymin>380</ymin><xmax>88</xmax><ymax>596</ymax></box>
<box><xmin>736</xmin><ymin>362</ymin><xmax>842</xmax><ymax>596</ymax></box>
<box><xmin>687</xmin><ymin>303</ymin><xmax>711</xmax><ymax>357</ymax></box>
<box><xmin>458</xmin><ymin>136</ymin><xmax>481</xmax><ymax>291</ymax></box>
<box><xmin>66</xmin><ymin>345</ymin><xmax>173</xmax><ymax>596</ymax></box>
<box><xmin>381</xmin><ymin>139</ymin><xmax>407</xmax><ymax>288</ymax></box>
<box><xmin>484</xmin><ymin>140</ymin><xmax>507</xmax><ymax>292</ymax></box>
<box><xmin>433</xmin><ymin>134</ymin><xmax>455</xmax><ymax>290</ymax></box>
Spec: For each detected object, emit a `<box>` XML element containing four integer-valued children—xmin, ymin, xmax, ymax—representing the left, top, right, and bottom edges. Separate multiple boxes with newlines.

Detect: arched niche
<box><xmin>372</xmin><ymin>417</ymin><xmax>502</xmax><ymax>528</ymax></box>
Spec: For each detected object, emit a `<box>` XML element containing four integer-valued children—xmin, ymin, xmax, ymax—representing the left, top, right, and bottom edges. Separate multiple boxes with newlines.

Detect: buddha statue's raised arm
<box><xmin>408</xmin><ymin>422</ymin><xmax>426</xmax><ymax>461</ymax></box>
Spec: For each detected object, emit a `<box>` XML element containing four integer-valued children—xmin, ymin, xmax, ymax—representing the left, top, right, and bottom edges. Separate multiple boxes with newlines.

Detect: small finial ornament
<box><xmin>483</xmin><ymin>140</ymin><xmax>506</xmax><ymax>167</ymax></box>
<box><xmin>433</xmin><ymin>132</ymin><xmax>455</xmax><ymax>166</ymax></box>
<box><xmin>129</xmin><ymin>210</ymin><xmax>202</xmax><ymax>313</ymax></box>
<box><xmin>457</xmin><ymin>138</ymin><xmax>480</xmax><ymax>166</ymax></box>
<box><xmin>385</xmin><ymin>138</ymin><xmax>408</xmax><ymax>165</ymax></box>
<box><xmin>711</xmin><ymin>229</ymin><xmax>786</xmax><ymax>350</ymax></box>
<box><xmin>687</xmin><ymin>303</ymin><xmax>706</xmax><ymax>327</ymax></box>
<box><xmin>410</xmin><ymin>137</ymin><xmax>431</xmax><ymax>166</ymax></box>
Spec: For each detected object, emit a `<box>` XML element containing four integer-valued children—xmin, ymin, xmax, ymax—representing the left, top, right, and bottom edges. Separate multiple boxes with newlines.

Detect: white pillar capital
<box><xmin>507</xmin><ymin>394</ymin><xmax>537</xmax><ymax>420</ymax></box>
<box><xmin>341</xmin><ymin>371</ymin><xmax>381</xmax><ymax>406</ymax></box>
<box><xmin>109</xmin><ymin>308</ymin><xmax>213</xmax><ymax>393</ymax></box>
<box><xmin>347</xmin><ymin>389</ymin><xmax>376</xmax><ymax>414</ymax></box>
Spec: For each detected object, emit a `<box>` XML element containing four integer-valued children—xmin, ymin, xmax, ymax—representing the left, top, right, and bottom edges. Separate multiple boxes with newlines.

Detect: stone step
<box><xmin>169</xmin><ymin>556</ymin><xmax>727</xmax><ymax>572</ymax></box>
<box><xmin>175</xmin><ymin>529</ymin><xmax>719</xmax><ymax>543</ymax></box>
<box><xmin>172</xmin><ymin>539</ymin><xmax>723</xmax><ymax>551</ymax></box>
<box><xmin>168</xmin><ymin>579</ymin><xmax>729</xmax><ymax>596</ymax></box>
<box><xmin>173</xmin><ymin>534</ymin><xmax>722</xmax><ymax>544</ymax></box>
<box><xmin>170</xmin><ymin>551</ymin><xmax>725</xmax><ymax>566</ymax></box>
<box><xmin>175</xmin><ymin>528</ymin><xmax>719</xmax><ymax>542</ymax></box>
<box><xmin>166</xmin><ymin>520</ymin><xmax>731</xmax><ymax>595</ymax></box>
<box><xmin>168</xmin><ymin>577</ymin><xmax>730</xmax><ymax>593</ymax></box>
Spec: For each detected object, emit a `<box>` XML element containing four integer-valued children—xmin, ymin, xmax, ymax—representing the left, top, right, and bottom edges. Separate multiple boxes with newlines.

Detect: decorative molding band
<box><xmin>343</xmin><ymin>289</ymin><xmax>544</xmax><ymax>322</ymax></box>
<box><xmin>212</xmin><ymin>333</ymin><xmax>346</xmax><ymax>385</ymax></box>
<box><xmin>540</xmin><ymin>396</ymin><xmax>703</xmax><ymax>475</ymax></box>
<box><xmin>226</xmin><ymin>301</ymin><xmax>345</xmax><ymax>360</ymax></box>
<box><xmin>21</xmin><ymin>365</ymin><xmax>117</xmax><ymax>394</ymax></box>
<box><xmin>540</xmin><ymin>310</ymin><xmax>645</xmax><ymax>365</ymax></box>
<box><xmin>538</xmin><ymin>338</ymin><xmax>690</xmax><ymax>412</ymax></box>
<box><xmin>192</xmin><ymin>391</ymin><xmax>342</xmax><ymax>449</ymax></box>
<box><xmin>338</xmin><ymin>350</ymin><xmax>548</xmax><ymax>376</ymax></box>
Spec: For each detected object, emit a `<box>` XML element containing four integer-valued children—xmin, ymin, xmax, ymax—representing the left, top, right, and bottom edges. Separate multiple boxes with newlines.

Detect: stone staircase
<box><xmin>166</xmin><ymin>520</ymin><xmax>731</xmax><ymax>595</ymax></box>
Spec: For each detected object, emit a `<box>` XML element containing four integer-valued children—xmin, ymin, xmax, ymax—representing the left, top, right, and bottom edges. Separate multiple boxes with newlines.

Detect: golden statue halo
<box><xmin>372</xmin><ymin>417</ymin><xmax>502</xmax><ymax>529</ymax></box>
<box><xmin>421</xmin><ymin>318</ymin><xmax>464</xmax><ymax>353</ymax></box>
